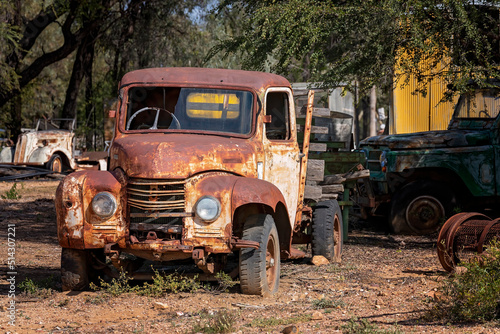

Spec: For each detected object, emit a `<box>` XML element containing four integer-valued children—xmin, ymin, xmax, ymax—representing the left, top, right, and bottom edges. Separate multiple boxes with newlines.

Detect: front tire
<box><xmin>390</xmin><ymin>181</ymin><xmax>455</xmax><ymax>235</ymax></box>
<box><xmin>239</xmin><ymin>214</ymin><xmax>280</xmax><ymax>297</ymax></box>
<box><xmin>61</xmin><ymin>248</ymin><xmax>90</xmax><ymax>291</ymax></box>
<box><xmin>312</xmin><ymin>200</ymin><xmax>343</xmax><ymax>263</ymax></box>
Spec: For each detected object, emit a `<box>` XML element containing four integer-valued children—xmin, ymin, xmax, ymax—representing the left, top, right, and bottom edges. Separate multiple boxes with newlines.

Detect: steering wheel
<box><xmin>126</xmin><ymin>107</ymin><xmax>181</xmax><ymax>130</ymax></box>
<box><xmin>479</xmin><ymin>110</ymin><xmax>491</xmax><ymax>118</ymax></box>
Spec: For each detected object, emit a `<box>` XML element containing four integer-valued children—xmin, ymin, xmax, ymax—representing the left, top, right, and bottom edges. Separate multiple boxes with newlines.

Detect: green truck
<box><xmin>357</xmin><ymin>85</ymin><xmax>500</xmax><ymax>235</ymax></box>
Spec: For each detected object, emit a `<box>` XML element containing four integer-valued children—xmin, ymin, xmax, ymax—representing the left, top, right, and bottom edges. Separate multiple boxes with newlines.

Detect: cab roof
<box><xmin>119</xmin><ymin>67</ymin><xmax>291</xmax><ymax>93</ymax></box>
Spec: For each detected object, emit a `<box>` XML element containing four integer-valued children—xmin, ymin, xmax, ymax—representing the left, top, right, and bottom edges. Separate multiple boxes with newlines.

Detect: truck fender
<box><xmin>232</xmin><ymin>178</ymin><xmax>292</xmax><ymax>254</ymax></box>
<box><xmin>0</xmin><ymin>147</ymin><xmax>14</xmax><ymax>163</ymax></box>
<box><xmin>190</xmin><ymin>174</ymin><xmax>291</xmax><ymax>252</ymax></box>
<box><xmin>231</xmin><ymin>178</ymin><xmax>288</xmax><ymax>217</ymax></box>
<box><xmin>29</xmin><ymin>147</ymin><xmax>74</xmax><ymax>169</ymax></box>
<box><xmin>56</xmin><ymin>170</ymin><xmax>125</xmax><ymax>249</ymax></box>
<box><xmin>56</xmin><ymin>172</ymin><xmax>88</xmax><ymax>249</ymax></box>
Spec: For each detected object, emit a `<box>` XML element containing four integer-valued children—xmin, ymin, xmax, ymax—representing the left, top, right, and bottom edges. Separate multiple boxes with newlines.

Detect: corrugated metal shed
<box><xmin>390</xmin><ymin>54</ymin><xmax>459</xmax><ymax>134</ymax></box>
<box><xmin>390</xmin><ymin>76</ymin><xmax>458</xmax><ymax>134</ymax></box>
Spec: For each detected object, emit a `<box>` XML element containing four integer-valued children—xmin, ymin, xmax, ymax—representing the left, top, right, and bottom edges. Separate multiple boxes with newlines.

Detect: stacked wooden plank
<box><xmin>296</xmin><ymin>106</ymin><xmax>367</xmax><ymax>201</ymax></box>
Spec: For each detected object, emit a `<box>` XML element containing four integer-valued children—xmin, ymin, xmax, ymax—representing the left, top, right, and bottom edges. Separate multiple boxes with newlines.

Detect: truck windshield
<box><xmin>454</xmin><ymin>88</ymin><xmax>500</xmax><ymax>119</ymax></box>
<box><xmin>125</xmin><ymin>87</ymin><xmax>254</xmax><ymax>135</ymax></box>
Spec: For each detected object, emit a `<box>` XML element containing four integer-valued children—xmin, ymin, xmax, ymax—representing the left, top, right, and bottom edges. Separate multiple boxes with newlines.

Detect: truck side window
<box><xmin>266</xmin><ymin>92</ymin><xmax>290</xmax><ymax>140</ymax></box>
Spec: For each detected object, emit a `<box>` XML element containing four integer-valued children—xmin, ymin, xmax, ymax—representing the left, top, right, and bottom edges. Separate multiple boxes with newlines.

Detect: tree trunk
<box><xmin>84</xmin><ymin>42</ymin><xmax>95</xmax><ymax>150</ymax></box>
<box><xmin>9</xmin><ymin>95</ymin><xmax>23</xmax><ymax>142</ymax></box>
<box><xmin>61</xmin><ymin>32</ymin><xmax>97</xmax><ymax>121</ymax></box>
<box><xmin>370</xmin><ymin>85</ymin><xmax>377</xmax><ymax>137</ymax></box>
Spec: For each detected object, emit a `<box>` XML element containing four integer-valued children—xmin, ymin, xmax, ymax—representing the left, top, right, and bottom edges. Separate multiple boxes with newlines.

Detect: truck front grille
<box><xmin>127</xmin><ymin>178</ymin><xmax>186</xmax><ymax>225</ymax></box>
<box><xmin>366</xmin><ymin>149</ymin><xmax>382</xmax><ymax>172</ymax></box>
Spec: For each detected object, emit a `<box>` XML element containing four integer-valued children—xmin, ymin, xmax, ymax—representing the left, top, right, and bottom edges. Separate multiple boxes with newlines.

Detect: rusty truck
<box><xmin>55</xmin><ymin>67</ymin><xmax>345</xmax><ymax>297</ymax></box>
<box><xmin>357</xmin><ymin>84</ymin><xmax>500</xmax><ymax>235</ymax></box>
<box><xmin>0</xmin><ymin>118</ymin><xmax>107</xmax><ymax>172</ymax></box>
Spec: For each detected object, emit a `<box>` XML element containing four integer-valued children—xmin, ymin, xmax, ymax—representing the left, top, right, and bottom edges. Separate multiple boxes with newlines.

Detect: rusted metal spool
<box><xmin>436</xmin><ymin>212</ymin><xmax>500</xmax><ymax>272</ymax></box>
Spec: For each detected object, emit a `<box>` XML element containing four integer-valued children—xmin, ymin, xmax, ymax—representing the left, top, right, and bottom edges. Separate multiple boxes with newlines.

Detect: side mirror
<box><xmin>108</xmin><ymin>110</ymin><xmax>116</xmax><ymax>118</ymax></box>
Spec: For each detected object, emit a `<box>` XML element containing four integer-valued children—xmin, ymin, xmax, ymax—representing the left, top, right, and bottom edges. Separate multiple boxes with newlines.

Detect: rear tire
<box><xmin>47</xmin><ymin>154</ymin><xmax>63</xmax><ymax>173</ymax></box>
<box><xmin>312</xmin><ymin>200</ymin><xmax>344</xmax><ymax>262</ymax></box>
<box><xmin>239</xmin><ymin>214</ymin><xmax>280</xmax><ymax>297</ymax></box>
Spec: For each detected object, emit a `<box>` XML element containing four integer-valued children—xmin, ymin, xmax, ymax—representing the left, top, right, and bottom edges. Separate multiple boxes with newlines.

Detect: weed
<box><xmin>90</xmin><ymin>271</ymin><xmax>134</xmax><ymax>296</ymax></box>
<box><xmin>192</xmin><ymin>309</ymin><xmax>237</xmax><ymax>334</ymax></box>
<box><xmin>341</xmin><ymin>317</ymin><xmax>402</xmax><ymax>334</ymax></box>
<box><xmin>90</xmin><ymin>269</ymin><xmax>201</xmax><ymax>297</ymax></box>
<box><xmin>57</xmin><ymin>299</ymin><xmax>70</xmax><ymax>307</ymax></box>
<box><xmin>428</xmin><ymin>240</ymin><xmax>500</xmax><ymax>322</ymax></box>
<box><xmin>18</xmin><ymin>276</ymin><xmax>55</xmax><ymax>298</ymax></box>
<box><xmin>248</xmin><ymin>314</ymin><xmax>312</xmax><ymax>328</ymax></box>
<box><xmin>312</xmin><ymin>297</ymin><xmax>345</xmax><ymax>309</ymax></box>
<box><xmin>84</xmin><ymin>293</ymin><xmax>107</xmax><ymax>305</ymax></box>
<box><xmin>135</xmin><ymin>269</ymin><xmax>201</xmax><ymax>296</ymax></box>
<box><xmin>2</xmin><ymin>182</ymin><xmax>21</xmax><ymax>199</ymax></box>
<box><xmin>214</xmin><ymin>272</ymin><xmax>237</xmax><ymax>292</ymax></box>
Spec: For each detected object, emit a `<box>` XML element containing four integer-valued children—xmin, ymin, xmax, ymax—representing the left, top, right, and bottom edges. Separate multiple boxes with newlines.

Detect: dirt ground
<box><xmin>0</xmin><ymin>180</ymin><xmax>499</xmax><ymax>334</ymax></box>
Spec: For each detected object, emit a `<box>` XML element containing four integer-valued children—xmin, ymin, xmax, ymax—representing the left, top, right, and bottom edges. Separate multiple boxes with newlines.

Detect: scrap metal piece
<box><xmin>437</xmin><ymin>212</ymin><xmax>500</xmax><ymax>272</ymax></box>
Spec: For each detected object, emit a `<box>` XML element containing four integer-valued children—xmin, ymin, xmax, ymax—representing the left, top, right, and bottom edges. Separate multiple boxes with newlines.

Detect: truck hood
<box><xmin>110</xmin><ymin>134</ymin><xmax>259</xmax><ymax>179</ymax></box>
<box><xmin>361</xmin><ymin>129</ymin><xmax>491</xmax><ymax>150</ymax></box>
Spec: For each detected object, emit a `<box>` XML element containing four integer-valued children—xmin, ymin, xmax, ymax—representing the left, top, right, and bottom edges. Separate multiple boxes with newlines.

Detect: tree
<box><xmin>212</xmin><ymin>0</ymin><xmax>500</xmax><ymax>96</ymax></box>
<box><xmin>0</xmin><ymin>0</ymin><xmax>214</xmax><ymax>143</ymax></box>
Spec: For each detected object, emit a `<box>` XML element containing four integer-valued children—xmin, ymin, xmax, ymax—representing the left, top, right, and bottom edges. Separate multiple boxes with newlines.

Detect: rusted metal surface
<box><xmin>358</xmin><ymin>86</ymin><xmax>500</xmax><ymax>235</ymax></box>
<box><xmin>56</xmin><ymin>171</ymin><xmax>127</xmax><ymax>249</ymax></box>
<box><xmin>119</xmin><ymin>67</ymin><xmax>290</xmax><ymax>96</ymax></box>
<box><xmin>1</xmin><ymin>130</ymin><xmax>74</xmax><ymax>167</ymax></box>
<box><xmin>109</xmin><ymin>134</ymin><xmax>260</xmax><ymax>179</ymax></box>
<box><xmin>437</xmin><ymin>212</ymin><xmax>500</xmax><ymax>272</ymax></box>
<box><xmin>294</xmin><ymin>90</ymin><xmax>314</xmax><ymax>228</ymax></box>
<box><xmin>57</xmin><ymin>68</ymin><xmax>330</xmax><ymax>292</ymax></box>
<box><xmin>361</xmin><ymin>129</ymin><xmax>492</xmax><ymax>150</ymax></box>
<box><xmin>0</xmin><ymin>118</ymin><xmax>108</xmax><ymax>171</ymax></box>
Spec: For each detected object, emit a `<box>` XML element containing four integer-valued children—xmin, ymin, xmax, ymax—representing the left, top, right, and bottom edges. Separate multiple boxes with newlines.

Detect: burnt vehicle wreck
<box><xmin>56</xmin><ymin>67</ymin><xmax>344</xmax><ymax>296</ymax></box>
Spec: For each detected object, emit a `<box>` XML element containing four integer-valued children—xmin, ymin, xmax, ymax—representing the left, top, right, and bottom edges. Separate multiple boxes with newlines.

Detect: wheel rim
<box><xmin>333</xmin><ymin>214</ymin><xmax>342</xmax><ymax>262</ymax></box>
<box><xmin>406</xmin><ymin>195</ymin><xmax>445</xmax><ymax>234</ymax></box>
<box><xmin>265</xmin><ymin>233</ymin><xmax>278</xmax><ymax>291</ymax></box>
<box><xmin>51</xmin><ymin>157</ymin><xmax>62</xmax><ymax>173</ymax></box>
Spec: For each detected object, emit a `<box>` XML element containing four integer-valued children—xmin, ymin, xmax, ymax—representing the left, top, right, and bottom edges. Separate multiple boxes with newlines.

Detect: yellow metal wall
<box><xmin>391</xmin><ymin>56</ymin><xmax>459</xmax><ymax>134</ymax></box>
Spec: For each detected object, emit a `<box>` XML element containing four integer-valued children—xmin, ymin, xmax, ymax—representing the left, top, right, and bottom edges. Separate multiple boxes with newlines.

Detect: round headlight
<box><xmin>195</xmin><ymin>196</ymin><xmax>221</xmax><ymax>222</ymax></box>
<box><xmin>91</xmin><ymin>192</ymin><xmax>117</xmax><ymax>218</ymax></box>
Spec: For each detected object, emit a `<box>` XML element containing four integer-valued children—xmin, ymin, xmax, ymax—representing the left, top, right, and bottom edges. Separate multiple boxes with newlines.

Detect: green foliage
<box><xmin>135</xmin><ymin>269</ymin><xmax>201</xmax><ymax>296</ymax></box>
<box><xmin>90</xmin><ymin>271</ymin><xmax>134</xmax><ymax>297</ymax></box>
<box><xmin>214</xmin><ymin>0</ymin><xmax>500</xmax><ymax>97</ymax></box>
<box><xmin>18</xmin><ymin>276</ymin><xmax>55</xmax><ymax>298</ymax></box>
<box><xmin>428</xmin><ymin>240</ymin><xmax>500</xmax><ymax>322</ymax></box>
<box><xmin>90</xmin><ymin>269</ymin><xmax>201</xmax><ymax>297</ymax></box>
<box><xmin>84</xmin><ymin>293</ymin><xmax>107</xmax><ymax>305</ymax></box>
<box><xmin>1</xmin><ymin>0</ymin><xmax>236</xmax><ymax>146</ymax></box>
<box><xmin>214</xmin><ymin>271</ymin><xmax>237</xmax><ymax>292</ymax></box>
<box><xmin>248</xmin><ymin>314</ymin><xmax>312</xmax><ymax>328</ymax></box>
<box><xmin>192</xmin><ymin>309</ymin><xmax>238</xmax><ymax>334</ymax></box>
<box><xmin>312</xmin><ymin>297</ymin><xmax>344</xmax><ymax>309</ymax></box>
<box><xmin>341</xmin><ymin>317</ymin><xmax>402</xmax><ymax>334</ymax></box>
<box><xmin>2</xmin><ymin>182</ymin><xmax>21</xmax><ymax>199</ymax></box>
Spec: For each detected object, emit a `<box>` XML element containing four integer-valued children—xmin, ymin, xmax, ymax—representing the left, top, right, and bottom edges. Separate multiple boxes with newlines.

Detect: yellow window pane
<box><xmin>186</xmin><ymin>93</ymin><xmax>240</xmax><ymax>119</ymax></box>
